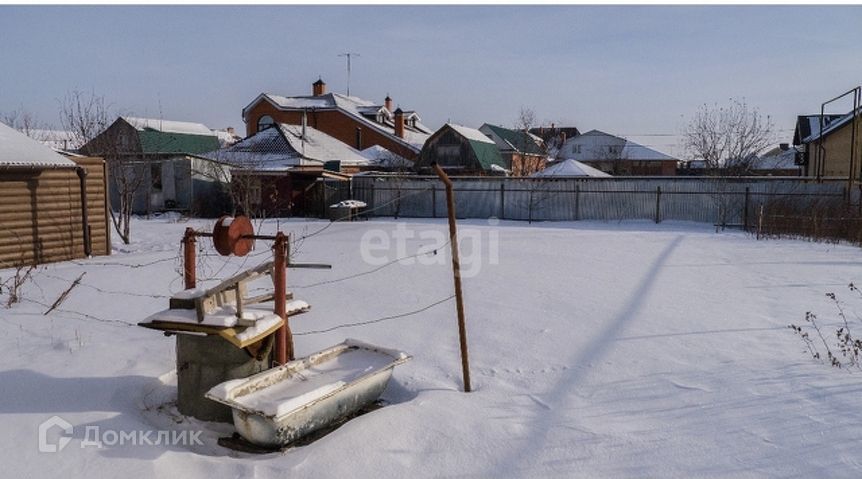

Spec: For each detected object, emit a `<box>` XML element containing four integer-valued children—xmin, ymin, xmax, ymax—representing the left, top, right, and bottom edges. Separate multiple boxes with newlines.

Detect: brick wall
<box><xmin>246</xmin><ymin>101</ymin><xmax>418</xmax><ymax>160</ymax></box>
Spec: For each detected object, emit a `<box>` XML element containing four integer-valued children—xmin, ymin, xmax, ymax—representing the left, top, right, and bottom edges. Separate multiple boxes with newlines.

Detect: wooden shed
<box><xmin>415</xmin><ymin>123</ymin><xmax>507</xmax><ymax>175</ymax></box>
<box><xmin>0</xmin><ymin>122</ymin><xmax>110</xmax><ymax>267</ymax></box>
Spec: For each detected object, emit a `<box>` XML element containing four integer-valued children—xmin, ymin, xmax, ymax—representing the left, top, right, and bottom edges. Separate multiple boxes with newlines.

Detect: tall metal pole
<box><xmin>183</xmin><ymin>227</ymin><xmax>196</xmax><ymax>289</ymax></box>
<box><xmin>432</xmin><ymin>163</ymin><xmax>472</xmax><ymax>393</ymax></box>
<box><xmin>338</xmin><ymin>52</ymin><xmax>360</xmax><ymax>96</ymax></box>
<box><xmin>273</xmin><ymin>232</ymin><xmax>293</xmax><ymax>364</ymax></box>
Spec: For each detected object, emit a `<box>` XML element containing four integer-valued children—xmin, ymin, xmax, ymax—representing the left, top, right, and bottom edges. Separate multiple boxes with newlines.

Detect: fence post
<box><xmin>320</xmin><ymin>181</ymin><xmax>327</xmax><ymax>219</ymax></box>
<box><xmin>655</xmin><ymin>186</ymin><xmax>661</xmax><ymax>224</ymax></box>
<box><xmin>757</xmin><ymin>203</ymin><xmax>764</xmax><ymax>240</ymax></box>
<box><xmin>432</xmin><ymin>184</ymin><xmax>437</xmax><ymax>218</ymax></box>
<box><xmin>369</xmin><ymin>181</ymin><xmax>375</xmax><ymax>218</ymax></box>
<box><xmin>574</xmin><ymin>183</ymin><xmax>580</xmax><ymax>221</ymax></box>
<box><xmin>500</xmin><ymin>183</ymin><xmax>506</xmax><ymax>220</ymax></box>
<box><xmin>743</xmin><ymin>187</ymin><xmax>750</xmax><ymax>232</ymax></box>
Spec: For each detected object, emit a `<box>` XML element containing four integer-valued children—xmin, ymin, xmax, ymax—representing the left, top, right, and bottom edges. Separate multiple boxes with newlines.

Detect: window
<box><xmin>355</xmin><ymin>127</ymin><xmax>362</xmax><ymax>149</ymax></box>
<box><xmin>248</xmin><ymin>178</ymin><xmax>262</xmax><ymax>205</ymax></box>
<box><xmin>257</xmin><ymin>115</ymin><xmax>275</xmax><ymax>131</ymax></box>
<box><xmin>150</xmin><ymin>163</ymin><xmax>162</xmax><ymax>191</ymax></box>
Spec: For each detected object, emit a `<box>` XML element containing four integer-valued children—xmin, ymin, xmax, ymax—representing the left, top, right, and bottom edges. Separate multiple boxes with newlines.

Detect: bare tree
<box><xmin>2</xmin><ymin>107</ymin><xmax>49</xmax><ymax>139</ymax></box>
<box><xmin>515</xmin><ymin>107</ymin><xmax>536</xmax><ymax>133</ymax></box>
<box><xmin>196</xmin><ymin>149</ymin><xmax>286</xmax><ymax>220</ymax></box>
<box><xmin>513</xmin><ymin>107</ymin><xmax>542</xmax><ymax>176</ymax></box>
<box><xmin>376</xmin><ymin>149</ymin><xmax>414</xmax><ymax>218</ymax></box>
<box><xmin>594</xmin><ymin>143</ymin><xmax>629</xmax><ymax>175</ymax></box>
<box><xmin>683</xmin><ymin>98</ymin><xmax>774</xmax><ymax>175</ymax></box>
<box><xmin>60</xmin><ymin>90</ymin><xmax>146</xmax><ymax>244</ymax></box>
<box><xmin>59</xmin><ymin>90</ymin><xmax>111</xmax><ymax>148</ymax></box>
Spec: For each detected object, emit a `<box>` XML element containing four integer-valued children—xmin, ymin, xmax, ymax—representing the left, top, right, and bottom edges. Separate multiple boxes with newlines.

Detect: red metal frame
<box><xmin>181</xmin><ymin>226</ymin><xmax>293</xmax><ymax>366</ymax></box>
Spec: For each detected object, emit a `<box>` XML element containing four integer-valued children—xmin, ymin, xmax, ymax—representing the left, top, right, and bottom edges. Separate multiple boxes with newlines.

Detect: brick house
<box><xmin>555</xmin><ymin>130</ymin><xmax>678</xmax><ymax>176</ymax></box>
<box><xmin>242</xmin><ymin>79</ymin><xmax>432</xmax><ymax>162</ymax></box>
<box><xmin>200</xmin><ymin>123</ymin><xmax>370</xmax><ymax>217</ymax></box>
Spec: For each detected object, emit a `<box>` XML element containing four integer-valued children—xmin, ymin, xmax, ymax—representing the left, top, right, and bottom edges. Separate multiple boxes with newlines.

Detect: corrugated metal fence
<box><xmin>351</xmin><ymin>176</ymin><xmax>855</xmax><ymax>227</ymax></box>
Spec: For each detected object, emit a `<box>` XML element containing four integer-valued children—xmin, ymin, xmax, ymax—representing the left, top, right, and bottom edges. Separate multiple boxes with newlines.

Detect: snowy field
<box><xmin>2</xmin><ymin>216</ymin><xmax>862</xmax><ymax>478</ymax></box>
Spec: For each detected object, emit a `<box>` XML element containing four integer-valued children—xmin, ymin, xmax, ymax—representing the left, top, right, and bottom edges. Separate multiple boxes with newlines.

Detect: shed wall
<box><xmin>0</xmin><ymin>156</ymin><xmax>110</xmax><ymax>267</ymax></box>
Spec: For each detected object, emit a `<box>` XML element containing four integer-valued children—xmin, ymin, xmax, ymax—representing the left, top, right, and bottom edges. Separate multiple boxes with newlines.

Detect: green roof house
<box><xmin>479</xmin><ymin>123</ymin><xmax>548</xmax><ymax>176</ymax></box>
<box><xmin>416</xmin><ymin>124</ymin><xmax>507</xmax><ymax>175</ymax></box>
<box><xmin>81</xmin><ymin>117</ymin><xmax>230</xmax><ymax>216</ymax></box>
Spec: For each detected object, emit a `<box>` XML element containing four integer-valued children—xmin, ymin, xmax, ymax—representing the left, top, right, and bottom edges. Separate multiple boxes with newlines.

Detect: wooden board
<box><xmin>138</xmin><ymin>316</ymin><xmax>284</xmax><ymax>349</ymax></box>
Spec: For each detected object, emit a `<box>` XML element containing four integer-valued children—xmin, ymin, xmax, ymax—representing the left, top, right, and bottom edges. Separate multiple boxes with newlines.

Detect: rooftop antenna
<box><xmin>338</xmin><ymin>52</ymin><xmax>360</xmax><ymax>96</ymax></box>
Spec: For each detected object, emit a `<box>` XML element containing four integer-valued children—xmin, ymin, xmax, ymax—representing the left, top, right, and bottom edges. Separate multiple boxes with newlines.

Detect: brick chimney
<box><xmin>385</xmin><ymin>94</ymin><xmax>393</xmax><ymax>112</ymax></box>
<box><xmin>394</xmin><ymin>108</ymin><xmax>405</xmax><ymax>139</ymax></box>
<box><xmin>312</xmin><ymin>77</ymin><xmax>326</xmax><ymax>96</ymax></box>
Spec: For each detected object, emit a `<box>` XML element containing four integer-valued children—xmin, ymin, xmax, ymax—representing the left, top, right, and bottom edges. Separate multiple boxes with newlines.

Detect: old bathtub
<box><xmin>206</xmin><ymin>339</ymin><xmax>411</xmax><ymax>447</ymax></box>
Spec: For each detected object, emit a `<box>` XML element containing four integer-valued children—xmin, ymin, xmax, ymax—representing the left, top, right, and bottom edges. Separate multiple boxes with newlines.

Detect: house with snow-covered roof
<box><xmin>80</xmin><ymin>116</ymin><xmax>230</xmax><ymax>216</ymax></box>
<box><xmin>200</xmin><ymin>123</ymin><xmax>374</xmax><ymax>217</ymax></box>
<box><xmin>555</xmin><ymin>129</ymin><xmax>679</xmax><ymax>176</ymax></box>
<box><xmin>478</xmin><ymin>123</ymin><xmax>547</xmax><ymax>176</ymax></box>
<box><xmin>750</xmin><ymin>144</ymin><xmax>802</xmax><ymax>176</ymax></box>
<box><xmin>792</xmin><ymin>107</ymin><xmax>861</xmax><ymax>179</ymax></box>
<box><xmin>530</xmin><ymin>125</ymin><xmax>581</xmax><ymax>159</ymax></box>
<box><xmin>415</xmin><ymin>124</ymin><xmax>507</xmax><ymax>175</ymax></box>
<box><xmin>242</xmin><ymin>78</ymin><xmax>432</xmax><ymax>162</ymax></box>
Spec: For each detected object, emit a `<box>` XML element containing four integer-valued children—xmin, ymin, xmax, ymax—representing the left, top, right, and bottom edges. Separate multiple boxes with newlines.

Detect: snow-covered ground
<box><xmin>2</xmin><ymin>217</ymin><xmax>862</xmax><ymax>478</ymax></box>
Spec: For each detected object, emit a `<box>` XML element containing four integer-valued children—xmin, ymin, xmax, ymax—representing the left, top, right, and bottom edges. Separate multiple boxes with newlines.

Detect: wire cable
<box><xmin>292</xmin><ymin>238</ymin><xmax>450</xmax><ymax>290</ymax></box>
<box><xmin>294</xmin><ymin>295</ymin><xmax>455</xmax><ymax>336</ymax></box>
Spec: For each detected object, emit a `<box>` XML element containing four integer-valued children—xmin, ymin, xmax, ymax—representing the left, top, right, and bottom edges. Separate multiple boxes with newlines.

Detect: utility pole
<box><xmin>338</xmin><ymin>52</ymin><xmax>360</xmax><ymax>96</ymax></box>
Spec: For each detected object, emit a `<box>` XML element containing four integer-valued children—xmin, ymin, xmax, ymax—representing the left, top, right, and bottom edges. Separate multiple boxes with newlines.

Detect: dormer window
<box><xmin>377</xmin><ymin>112</ymin><xmax>386</xmax><ymax>124</ymax></box>
<box><xmin>257</xmin><ymin>115</ymin><xmax>275</xmax><ymax>132</ymax></box>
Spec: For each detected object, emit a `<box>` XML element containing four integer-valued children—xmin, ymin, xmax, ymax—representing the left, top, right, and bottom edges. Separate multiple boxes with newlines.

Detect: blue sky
<box><xmin>1</xmin><ymin>5</ymin><xmax>861</xmax><ymax>155</ymax></box>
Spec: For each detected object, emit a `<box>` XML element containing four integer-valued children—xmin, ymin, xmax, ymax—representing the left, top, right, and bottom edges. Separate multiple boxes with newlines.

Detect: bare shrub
<box><xmin>1</xmin><ymin>264</ymin><xmax>37</xmax><ymax>308</ymax></box>
<box><xmin>755</xmin><ymin>193</ymin><xmax>862</xmax><ymax>246</ymax></box>
<box><xmin>790</xmin><ymin>283</ymin><xmax>862</xmax><ymax>369</ymax></box>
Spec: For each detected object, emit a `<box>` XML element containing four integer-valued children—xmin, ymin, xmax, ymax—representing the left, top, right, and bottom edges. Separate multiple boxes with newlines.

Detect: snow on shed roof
<box><xmin>448</xmin><ymin>123</ymin><xmax>495</xmax><ymax>144</ymax></box>
<box><xmin>122</xmin><ymin>116</ymin><xmax>216</xmax><ymax>137</ymax></box>
<box><xmin>0</xmin><ymin>122</ymin><xmax>77</xmax><ymax>168</ymax></box>
<box><xmin>531</xmin><ymin>159</ymin><xmax>611</xmax><ymax>177</ymax></box>
<box><xmin>480</xmin><ymin>123</ymin><xmax>545</xmax><ymax>155</ymax></box>
<box><xmin>360</xmin><ymin>145</ymin><xmax>412</xmax><ymax>168</ymax></box>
